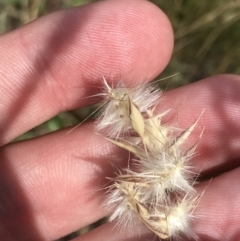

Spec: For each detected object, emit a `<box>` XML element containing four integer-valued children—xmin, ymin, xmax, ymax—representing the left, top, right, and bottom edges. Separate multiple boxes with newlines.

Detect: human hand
<box><xmin>0</xmin><ymin>0</ymin><xmax>240</xmax><ymax>240</ymax></box>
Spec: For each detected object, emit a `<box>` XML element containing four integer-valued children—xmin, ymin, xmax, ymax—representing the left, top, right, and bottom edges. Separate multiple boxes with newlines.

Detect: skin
<box><xmin>0</xmin><ymin>0</ymin><xmax>239</xmax><ymax>240</ymax></box>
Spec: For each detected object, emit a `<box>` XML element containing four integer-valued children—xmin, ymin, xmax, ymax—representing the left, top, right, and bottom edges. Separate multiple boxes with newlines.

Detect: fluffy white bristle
<box><xmin>96</xmin><ymin>79</ymin><xmax>202</xmax><ymax>240</ymax></box>
<box><xmin>96</xmin><ymin>78</ymin><xmax>160</xmax><ymax>138</ymax></box>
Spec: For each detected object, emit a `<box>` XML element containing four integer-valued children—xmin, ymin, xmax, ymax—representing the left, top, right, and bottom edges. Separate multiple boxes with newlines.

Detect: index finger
<box><xmin>0</xmin><ymin>0</ymin><xmax>173</xmax><ymax>145</ymax></box>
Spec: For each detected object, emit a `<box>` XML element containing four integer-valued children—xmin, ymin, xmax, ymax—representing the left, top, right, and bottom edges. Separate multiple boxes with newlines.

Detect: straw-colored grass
<box><xmin>98</xmin><ymin>80</ymin><xmax>202</xmax><ymax>239</ymax></box>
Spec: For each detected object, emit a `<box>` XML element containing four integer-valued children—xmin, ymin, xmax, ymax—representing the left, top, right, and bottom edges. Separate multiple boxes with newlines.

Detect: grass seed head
<box><xmin>97</xmin><ymin>79</ymin><xmax>160</xmax><ymax>138</ymax></box>
<box><xmin>98</xmin><ymin>79</ymin><xmax>202</xmax><ymax>240</ymax></box>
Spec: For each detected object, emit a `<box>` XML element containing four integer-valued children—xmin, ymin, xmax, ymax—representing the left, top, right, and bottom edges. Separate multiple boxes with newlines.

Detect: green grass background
<box><xmin>0</xmin><ymin>0</ymin><xmax>240</xmax><ymax>240</ymax></box>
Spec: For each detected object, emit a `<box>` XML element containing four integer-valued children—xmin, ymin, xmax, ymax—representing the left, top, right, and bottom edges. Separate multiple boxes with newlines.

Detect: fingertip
<box><xmin>1</xmin><ymin>0</ymin><xmax>174</xmax><ymax>84</ymax></box>
<box><xmin>96</xmin><ymin>0</ymin><xmax>174</xmax><ymax>82</ymax></box>
<box><xmin>158</xmin><ymin>74</ymin><xmax>240</xmax><ymax>174</ymax></box>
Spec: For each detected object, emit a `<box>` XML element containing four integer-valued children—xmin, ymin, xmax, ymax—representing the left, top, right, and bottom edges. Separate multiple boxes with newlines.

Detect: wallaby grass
<box><xmin>0</xmin><ymin>0</ymin><xmax>239</xmax><ymax>240</ymax></box>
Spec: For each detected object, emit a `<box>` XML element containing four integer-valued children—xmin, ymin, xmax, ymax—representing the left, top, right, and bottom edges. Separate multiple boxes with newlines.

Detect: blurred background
<box><xmin>0</xmin><ymin>0</ymin><xmax>239</xmax><ymax>240</ymax></box>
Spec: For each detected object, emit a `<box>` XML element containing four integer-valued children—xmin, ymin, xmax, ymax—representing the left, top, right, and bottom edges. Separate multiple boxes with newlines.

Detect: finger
<box><xmin>1</xmin><ymin>75</ymin><xmax>239</xmax><ymax>240</ymax></box>
<box><xmin>73</xmin><ymin>222</ymin><xmax>155</xmax><ymax>241</ymax></box>
<box><xmin>0</xmin><ymin>0</ymin><xmax>173</xmax><ymax>145</ymax></box>
<box><xmin>158</xmin><ymin>74</ymin><xmax>240</xmax><ymax>176</ymax></box>
<box><xmin>0</xmin><ymin>124</ymin><xmax>128</xmax><ymax>241</ymax></box>
<box><xmin>193</xmin><ymin>167</ymin><xmax>240</xmax><ymax>241</ymax></box>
